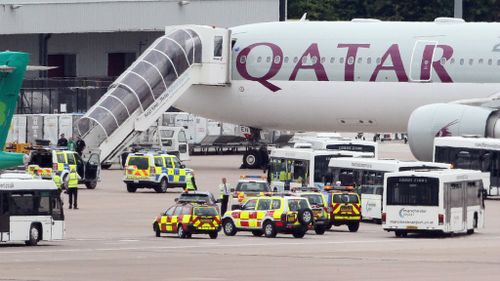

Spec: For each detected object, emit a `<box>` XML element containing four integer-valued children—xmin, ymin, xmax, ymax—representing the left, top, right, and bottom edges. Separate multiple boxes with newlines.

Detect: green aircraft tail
<box><xmin>0</xmin><ymin>51</ymin><xmax>29</xmax><ymax>169</ymax></box>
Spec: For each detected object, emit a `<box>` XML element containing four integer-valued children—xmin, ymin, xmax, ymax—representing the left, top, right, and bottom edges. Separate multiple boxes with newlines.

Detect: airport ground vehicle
<box><xmin>222</xmin><ymin>195</ymin><xmax>314</xmax><ymax>238</ymax></box>
<box><xmin>176</xmin><ymin>191</ymin><xmax>220</xmax><ymax>213</ymax></box>
<box><xmin>0</xmin><ymin>174</ymin><xmax>64</xmax><ymax>245</ymax></box>
<box><xmin>231</xmin><ymin>175</ymin><xmax>271</xmax><ymax>210</ymax></box>
<box><xmin>26</xmin><ymin>147</ymin><xmax>100</xmax><ymax>189</ymax></box>
<box><xmin>123</xmin><ymin>152</ymin><xmax>188</xmax><ymax>193</ymax></box>
<box><xmin>323</xmin><ymin>186</ymin><xmax>362</xmax><ymax>232</ymax></box>
<box><xmin>328</xmin><ymin>158</ymin><xmax>451</xmax><ymax>222</ymax></box>
<box><xmin>383</xmin><ymin>169</ymin><xmax>487</xmax><ymax>237</ymax></box>
<box><xmin>292</xmin><ymin>187</ymin><xmax>330</xmax><ymax>234</ymax></box>
<box><xmin>291</xmin><ymin>135</ymin><xmax>379</xmax><ymax>158</ymax></box>
<box><xmin>153</xmin><ymin>201</ymin><xmax>221</xmax><ymax>239</ymax></box>
<box><xmin>268</xmin><ymin>147</ymin><xmax>374</xmax><ymax>192</ymax></box>
<box><xmin>434</xmin><ymin>136</ymin><xmax>500</xmax><ymax>196</ymax></box>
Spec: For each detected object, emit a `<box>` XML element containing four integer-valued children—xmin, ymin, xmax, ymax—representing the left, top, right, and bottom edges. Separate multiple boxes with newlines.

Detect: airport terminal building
<box><xmin>0</xmin><ymin>0</ymin><xmax>284</xmax><ymax>113</ymax></box>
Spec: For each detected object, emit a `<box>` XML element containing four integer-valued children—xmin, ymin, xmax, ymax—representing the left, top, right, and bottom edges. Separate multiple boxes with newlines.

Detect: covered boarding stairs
<box><xmin>77</xmin><ymin>26</ymin><xmax>230</xmax><ymax>164</ymax></box>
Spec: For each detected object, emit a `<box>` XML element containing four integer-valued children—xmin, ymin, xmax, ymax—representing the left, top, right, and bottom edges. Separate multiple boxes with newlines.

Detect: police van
<box><xmin>124</xmin><ymin>152</ymin><xmax>190</xmax><ymax>193</ymax></box>
<box><xmin>0</xmin><ymin>173</ymin><xmax>64</xmax><ymax>246</ymax></box>
<box><xmin>27</xmin><ymin>147</ymin><xmax>100</xmax><ymax>189</ymax></box>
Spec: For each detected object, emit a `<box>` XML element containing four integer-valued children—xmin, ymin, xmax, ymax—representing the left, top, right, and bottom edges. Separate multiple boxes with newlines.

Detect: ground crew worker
<box><xmin>53</xmin><ymin>172</ymin><xmax>63</xmax><ymax>195</ymax></box>
<box><xmin>219</xmin><ymin>177</ymin><xmax>231</xmax><ymax>215</ymax></box>
<box><xmin>185</xmin><ymin>171</ymin><xmax>197</xmax><ymax>191</ymax></box>
<box><xmin>67</xmin><ymin>137</ymin><xmax>76</xmax><ymax>151</ymax></box>
<box><xmin>67</xmin><ymin>168</ymin><xmax>79</xmax><ymax>209</ymax></box>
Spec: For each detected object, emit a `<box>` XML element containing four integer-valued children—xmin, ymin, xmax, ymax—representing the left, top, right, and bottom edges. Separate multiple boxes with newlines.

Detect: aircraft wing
<box><xmin>450</xmin><ymin>92</ymin><xmax>500</xmax><ymax>108</ymax></box>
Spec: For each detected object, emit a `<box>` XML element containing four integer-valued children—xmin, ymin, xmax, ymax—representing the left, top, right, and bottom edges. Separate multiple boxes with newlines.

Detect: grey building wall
<box><xmin>0</xmin><ymin>0</ymin><xmax>280</xmax><ymax>34</ymax></box>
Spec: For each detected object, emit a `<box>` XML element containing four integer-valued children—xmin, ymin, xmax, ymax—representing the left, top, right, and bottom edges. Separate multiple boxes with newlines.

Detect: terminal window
<box><xmin>108</xmin><ymin>52</ymin><xmax>136</xmax><ymax>77</ymax></box>
<box><xmin>48</xmin><ymin>54</ymin><xmax>76</xmax><ymax>78</ymax></box>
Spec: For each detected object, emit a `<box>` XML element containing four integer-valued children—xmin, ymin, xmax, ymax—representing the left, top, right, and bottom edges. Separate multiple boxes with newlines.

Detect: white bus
<box><xmin>328</xmin><ymin>158</ymin><xmax>451</xmax><ymax>222</ymax></box>
<box><xmin>292</xmin><ymin>136</ymin><xmax>379</xmax><ymax>158</ymax></box>
<box><xmin>268</xmin><ymin>147</ymin><xmax>374</xmax><ymax>192</ymax></box>
<box><xmin>434</xmin><ymin>136</ymin><xmax>500</xmax><ymax>196</ymax></box>
<box><xmin>383</xmin><ymin>169</ymin><xmax>487</xmax><ymax>237</ymax></box>
<box><xmin>0</xmin><ymin>174</ymin><xmax>64</xmax><ymax>245</ymax></box>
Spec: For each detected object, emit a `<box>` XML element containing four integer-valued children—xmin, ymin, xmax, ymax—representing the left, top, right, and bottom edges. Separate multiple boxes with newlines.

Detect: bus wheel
<box><xmin>395</xmin><ymin>230</ymin><xmax>407</xmax><ymax>238</ymax></box>
<box><xmin>25</xmin><ymin>224</ymin><xmax>41</xmax><ymax>246</ymax></box>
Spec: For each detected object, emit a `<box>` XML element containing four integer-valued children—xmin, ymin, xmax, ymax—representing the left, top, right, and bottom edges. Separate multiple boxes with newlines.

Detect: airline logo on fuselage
<box><xmin>235</xmin><ymin>42</ymin><xmax>454</xmax><ymax>92</ymax></box>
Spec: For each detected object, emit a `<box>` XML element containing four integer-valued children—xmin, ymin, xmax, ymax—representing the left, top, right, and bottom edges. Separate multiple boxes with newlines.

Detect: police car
<box><xmin>153</xmin><ymin>201</ymin><xmax>221</xmax><ymax>239</ymax></box>
<box><xmin>222</xmin><ymin>195</ymin><xmax>314</xmax><ymax>238</ymax></box>
<box><xmin>123</xmin><ymin>152</ymin><xmax>189</xmax><ymax>193</ymax></box>
<box><xmin>26</xmin><ymin>147</ymin><xmax>100</xmax><ymax>189</ymax></box>
<box><xmin>230</xmin><ymin>175</ymin><xmax>271</xmax><ymax>210</ymax></box>
<box><xmin>292</xmin><ymin>187</ymin><xmax>330</xmax><ymax>235</ymax></box>
<box><xmin>323</xmin><ymin>186</ymin><xmax>361</xmax><ymax>232</ymax></box>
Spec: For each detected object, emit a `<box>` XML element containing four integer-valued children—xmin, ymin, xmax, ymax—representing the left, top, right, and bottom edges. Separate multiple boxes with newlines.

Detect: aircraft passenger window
<box><xmin>274</xmin><ymin>56</ymin><xmax>281</xmax><ymax>64</ymax></box>
<box><xmin>311</xmin><ymin>56</ymin><xmax>317</xmax><ymax>64</ymax></box>
<box><xmin>488</xmin><ymin>59</ymin><xmax>492</xmax><ymax>65</ymax></box>
<box><xmin>284</xmin><ymin>56</ymin><xmax>289</xmax><ymax>63</ymax></box>
<box><xmin>440</xmin><ymin>57</ymin><xmax>446</xmax><ymax>65</ymax></box>
<box><xmin>376</xmin><ymin>57</ymin><xmax>381</xmax><ymax>64</ymax></box>
<box><xmin>367</xmin><ymin>57</ymin><xmax>371</xmax><ymax>64</ymax></box>
<box><xmin>321</xmin><ymin>57</ymin><xmax>325</xmax><ymax>63</ymax></box>
<box><xmin>293</xmin><ymin>57</ymin><xmax>298</xmax><ymax>63</ymax></box>
<box><xmin>460</xmin><ymin>59</ymin><xmax>464</xmax><ymax>65</ymax></box>
<box><xmin>497</xmin><ymin>59</ymin><xmax>500</xmax><ymax>65</ymax></box>
<box><xmin>450</xmin><ymin>58</ymin><xmax>455</xmax><ymax>64</ymax></box>
<box><xmin>266</xmin><ymin>56</ymin><xmax>271</xmax><ymax>63</ymax></box>
<box><xmin>347</xmin><ymin>56</ymin><xmax>354</xmax><ymax>65</ymax></box>
<box><xmin>339</xmin><ymin>57</ymin><xmax>344</xmax><ymax>64</ymax></box>
<box><xmin>479</xmin><ymin>58</ymin><xmax>484</xmax><ymax>64</ymax></box>
<box><xmin>357</xmin><ymin>57</ymin><xmax>362</xmax><ymax>64</ymax></box>
<box><xmin>302</xmin><ymin>57</ymin><xmax>307</xmax><ymax>64</ymax></box>
<box><xmin>469</xmin><ymin>59</ymin><xmax>473</xmax><ymax>65</ymax></box>
<box><xmin>330</xmin><ymin>57</ymin><xmax>335</xmax><ymax>63</ymax></box>
<box><xmin>239</xmin><ymin>56</ymin><xmax>246</xmax><ymax>64</ymax></box>
<box><xmin>257</xmin><ymin>56</ymin><xmax>262</xmax><ymax>63</ymax></box>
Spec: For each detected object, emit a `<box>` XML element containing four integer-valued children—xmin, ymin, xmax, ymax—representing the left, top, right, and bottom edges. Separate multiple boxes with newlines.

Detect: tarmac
<box><xmin>1</xmin><ymin>143</ymin><xmax>500</xmax><ymax>281</ymax></box>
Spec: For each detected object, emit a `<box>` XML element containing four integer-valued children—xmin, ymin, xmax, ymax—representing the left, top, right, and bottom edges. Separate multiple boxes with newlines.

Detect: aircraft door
<box><xmin>410</xmin><ymin>40</ymin><xmax>437</xmax><ymax>82</ymax></box>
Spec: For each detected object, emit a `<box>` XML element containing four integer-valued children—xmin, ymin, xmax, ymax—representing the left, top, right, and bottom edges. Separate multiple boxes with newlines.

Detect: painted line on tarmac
<box><xmin>0</xmin><ymin>239</ymin><xmax>399</xmax><ymax>255</ymax></box>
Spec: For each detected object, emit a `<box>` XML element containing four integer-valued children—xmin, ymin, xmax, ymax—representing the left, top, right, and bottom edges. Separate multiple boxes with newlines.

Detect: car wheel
<box><xmin>298</xmin><ymin>208</ymin><xmax>313</xmax><ymax>226</ymax></box>
<box><xmin>348</xmin><ymin>222</ymin><xmax>360</xmax><ymax>232</ymax></box>
<box><xmin>222</xmin><ymin>219</ymin><xmax>237</xmax><ymax>236</ymax></box>
<box><xmin>85</xmin><ymin>181</ymin><xmax>97</xmax><ymax>189</ymax></box>
<box><xmin>126</xmin><ymin>184</ymin><xmax>137</xmax><ymax>193</ymax></box>
<box><xmin>314</xmin><ymin>225</ymin><xmax>326</xmax><ymax>235</ymax></box>
<box><xmin>25</xmin><ymin>224</ymin><xmax>40</xmax><ymax>246</ymax></box>
<box><xmin>154</xmin><ymin>224</ymin><xmax>161</xmax><ymax>237</ymax></box>
<box><xmin>263</xmin><ymin>221</ymin><xmax>277</xmax><ymax>238</ymax></box>
<box><xmin>252</xmin><ymin>230</ymin><xmax>264</xmax><ymax>237</ymax></box>
<box><xmin>209</xmin><ymin>232</ymin><xmax>218</xmax><ymax>239</ymax></box>
<box><xmin>292</xmin><ymin>227</ymin><xmax>307</xmax><ymax>238</ymax></box>
<box><xmin>177</xmin><ymin>225</ymin><xmax>188</xmax><ymax>238</ymax></box>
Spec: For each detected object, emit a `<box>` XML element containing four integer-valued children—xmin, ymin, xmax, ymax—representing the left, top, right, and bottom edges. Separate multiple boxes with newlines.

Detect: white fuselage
<box><xmin>174</xmin><ymin>20</ymin><xmax>500</xmax><ymax>132</ymax></box>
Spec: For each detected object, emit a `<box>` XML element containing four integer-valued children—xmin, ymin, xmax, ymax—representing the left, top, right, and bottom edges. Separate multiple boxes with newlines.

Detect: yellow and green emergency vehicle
<box><xmin>26</xmin><ymin>147</ymin><xmax>100</xmax><ymax>189</ymax></box>
<box><xmin>124</xmin><ymin>152</ymin><xmax>190</xmax><ymax>193</ymax></box>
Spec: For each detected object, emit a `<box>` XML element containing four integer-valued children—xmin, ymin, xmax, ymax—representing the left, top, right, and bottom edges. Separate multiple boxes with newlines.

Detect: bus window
<box><xmin>455</xmin><ymin>150</ymin><xmax>471</xmax><ymax>169</ymax></box>
<box><xmin>314</xmin><ymin>155</ymin><xmax>333</xmax><ymax>183</ymax></box>
<box><xmin>386</xmin><ymin>177</ymin><xmax>439</xmax><ymax>206</ymax></box>
<box><xmin>292</xmin><ymin>160</ymin><xmax>308</xmax><ymax>182</ymax></box>
<box><xmin>9</xmin><ymin>192</ymin><xmax>51</xmax><ymax>216</ymax></box>
<box><xmin>51</xmin><ymin>196</ymin><xmax>64</xmax><ymax>220</ymax></box>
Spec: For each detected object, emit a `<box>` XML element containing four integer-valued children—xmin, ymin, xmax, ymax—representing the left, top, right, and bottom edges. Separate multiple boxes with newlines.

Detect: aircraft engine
<box><xmin>407</xmin><ymin>103</ymin><xmax>500</xmax><ymax>161</ymax></box>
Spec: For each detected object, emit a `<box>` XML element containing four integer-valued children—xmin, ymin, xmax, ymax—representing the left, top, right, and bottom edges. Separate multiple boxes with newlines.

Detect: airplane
<box><xmin>0</xmin><ymin>51</ymin><xmax>29</xmax><ymax>169</ymax></box>
<box><xmin>78</xmin><ymin>18</ymin><xmax>500</xmax><ymax>164</ymax></box>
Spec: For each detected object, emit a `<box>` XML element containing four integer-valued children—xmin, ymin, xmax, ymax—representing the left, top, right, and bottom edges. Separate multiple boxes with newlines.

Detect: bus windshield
<box><xmin>386</xmin><ymin>177</ymin><xmax>439</xmax><ymax>206</ymax></box>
